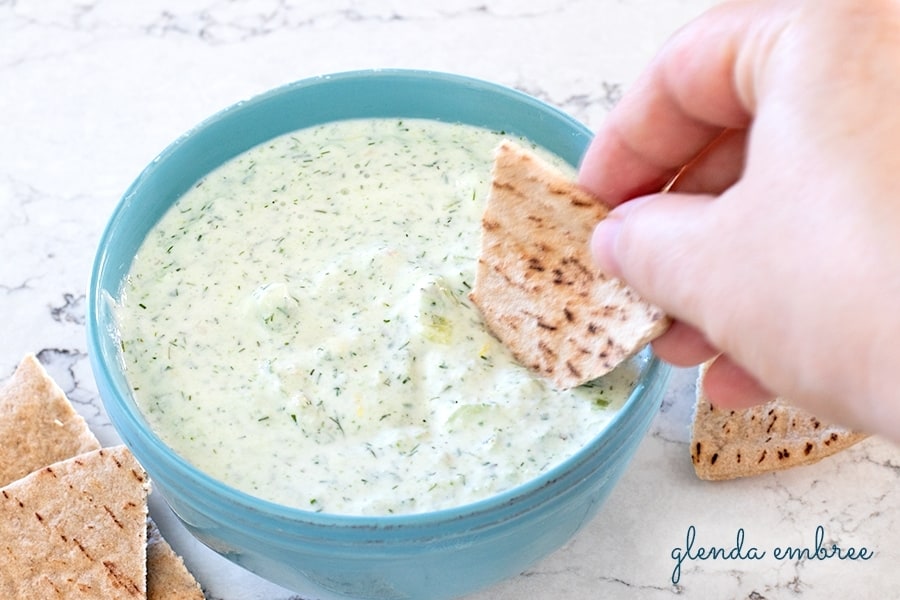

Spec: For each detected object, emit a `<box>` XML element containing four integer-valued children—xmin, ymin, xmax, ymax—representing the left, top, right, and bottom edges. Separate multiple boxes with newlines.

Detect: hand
<box><xmin>578</xmin><ymin>0</ymin><xmax>900</xmax><ymax>440</ymax></box>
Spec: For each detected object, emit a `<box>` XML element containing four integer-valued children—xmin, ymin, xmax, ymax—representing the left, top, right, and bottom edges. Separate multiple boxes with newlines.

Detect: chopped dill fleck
<box><xmin>329</xmin><ymin>415</ymin><xmax>345</xmax><ymax>435</ymax></box>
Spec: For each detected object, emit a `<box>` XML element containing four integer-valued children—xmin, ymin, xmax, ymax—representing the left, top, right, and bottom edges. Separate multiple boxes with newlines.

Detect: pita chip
<box><xmin>0</xmin><ymin>446</ymin><xmax>149</xmax><ymax>599</ymax></box>
<box><xmin>147</xmin><ymin>519</ymin><xmax>205</xmax><ymax>600</ymax></box>
<box><xmin>691</xmin><ymin>363</ymin><xmax>868</xmax><ymax>480</ymax></box>
<box><xmin>0</xmin><ymin>354</ymin><xmax>205</xmax><ymax>599</ymax></box>
<box><xmin>469</xmin><ymin>141</ymin><xmax>669</xmax><ymax>390</ymax></box>
<box><xmin>0</xmin><ymin>353</ymin><xmax>100</xmax><ymax>486</ymax></box>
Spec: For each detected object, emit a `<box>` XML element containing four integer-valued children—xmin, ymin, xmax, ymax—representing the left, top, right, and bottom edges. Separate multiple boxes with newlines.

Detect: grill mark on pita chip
<box><xmin>690</xmin><ymin>362</ymin><xmax>868</xmax><ymax>480</ymax></box>
<box><xmin>469</xmin><ymin>141</ymin><xmax>670</xmax><ymax>390</ymax></box>
<box><xmin>105</xmin><ymin>560</ymin><xmax>143</xmax><ymax>597</ymax></box>
<box><xmin>105</xmin><ymin>504</ymin><xmax>126</xmax><ymax>529</ymax></box>
<box><xmin>75</xmin><ymin>537</ymin><xmax>96</xmax><ymax>560</ymax></box>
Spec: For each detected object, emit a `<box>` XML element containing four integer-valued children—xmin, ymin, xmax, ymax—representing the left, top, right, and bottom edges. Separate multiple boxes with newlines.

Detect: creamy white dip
<box><xmin>115</xmin><ymin>118</ymin><xmax>643</xmax><ymax>515</ymax></box>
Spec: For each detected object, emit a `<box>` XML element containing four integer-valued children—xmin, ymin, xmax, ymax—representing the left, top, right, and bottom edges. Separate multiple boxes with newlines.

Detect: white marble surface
<box><xmin>2</xmin><ymin>1</ymin><xmax>899</xmax><ymax>598</ymax></box>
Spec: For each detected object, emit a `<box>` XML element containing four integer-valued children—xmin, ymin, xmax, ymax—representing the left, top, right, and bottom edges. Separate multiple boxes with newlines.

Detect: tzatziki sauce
<box><xmin>114</xmin><ymin>118</ymin><xmax>643</xmax><ymax>515</ymax></box>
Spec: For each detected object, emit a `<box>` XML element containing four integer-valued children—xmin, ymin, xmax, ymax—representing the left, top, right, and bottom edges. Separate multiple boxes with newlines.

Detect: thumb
<box><xmin>591</xmin><ymin>192</ymin><xmax>717</xmax><ymax>326</ymax></box>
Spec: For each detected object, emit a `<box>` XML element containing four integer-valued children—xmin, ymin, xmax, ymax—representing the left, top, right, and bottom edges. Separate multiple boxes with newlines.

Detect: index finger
<box><xmin>577</xmin><ymin>0</ymin><xmax>783</xmax><ymax>205</ymax></box>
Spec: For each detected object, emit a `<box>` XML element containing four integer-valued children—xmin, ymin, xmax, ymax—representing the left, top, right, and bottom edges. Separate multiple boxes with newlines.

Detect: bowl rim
<box><xmin>87</xmin><ymin>68</ymin><xmax>668</xmax><ymax>531</ymax></box>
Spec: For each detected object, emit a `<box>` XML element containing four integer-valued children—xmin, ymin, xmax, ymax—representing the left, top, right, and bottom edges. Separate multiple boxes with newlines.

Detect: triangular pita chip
<box><xmin>0</xmin><ymin>354</ymin><xmax>100</xmax><ymax>486</ymax></box>
<box><xmin>0</xmin><ymin>354</ymin><xmax>204</xmax><ymax>599</ymax></box>
<box><xmin>147</xmin><ymin>519</ymin><xmax>205</xmax><ymax>600</ymax></box>
<box><xmin>469</xmin><ymin>141</ymin><xmax>669</xmax><ymax>389</ymax></box>
<box><xmin>0</xmin><ymin>446</ymin><xmax>149</xmax><ymax>598</ymax></box>
<box><xmin>691</xmin><ymin>363</ymin><xmax>868</xmax><ymax>480</ymax></box>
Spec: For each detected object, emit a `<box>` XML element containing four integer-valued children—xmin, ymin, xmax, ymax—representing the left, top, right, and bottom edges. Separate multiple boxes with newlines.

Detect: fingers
<box><xmin>668</xmin><ymin>128</ymin><xmax>747</xmax><ymax>196</ymax></box>
<box><xmin>702</xmin><ymin>355</ymin><xmax>775</xmax><ymax>409</ymax></box>
<box><xmin>591</xmin><ymin>192</ymin><xmax>732</xmax><ymax>374</ymax></box>
<box><xmin>577</xmin><ymin>0</ymin><xmax>782</xmax><ymax>205</ymax></box>
<box><xmin>590</xmin><ymin>191</ymin><xmax>718</xmax><ymax>325</ymax></box>
<box><xmin>650</xmin><ymin>320</ymin><xmax>718</xmax><ymax>367</ymax></box>
<box><xmin>591</xmin><ymin>126</ymin><xmax>747</xmax><ymax>370</ymax></box>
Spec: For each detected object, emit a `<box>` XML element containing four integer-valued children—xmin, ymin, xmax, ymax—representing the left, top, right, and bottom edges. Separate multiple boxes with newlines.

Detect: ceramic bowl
<box><xmin>87</xmin><ymin>70</ymin><xmax>670</xmax><ymax>600</ymax></box>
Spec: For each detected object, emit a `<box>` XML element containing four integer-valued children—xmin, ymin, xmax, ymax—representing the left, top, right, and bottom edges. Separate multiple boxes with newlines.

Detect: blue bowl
<box><xmin>87</xmin><ymin>70</ymin><xmax>670</xmax><ymax>600</ymax></box>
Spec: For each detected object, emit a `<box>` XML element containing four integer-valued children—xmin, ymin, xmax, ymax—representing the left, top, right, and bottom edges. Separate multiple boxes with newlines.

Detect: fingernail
<box><xmin>591</xmin><ymin>216</ymin><xmax>624</xmax><ymax>279</ymax></box>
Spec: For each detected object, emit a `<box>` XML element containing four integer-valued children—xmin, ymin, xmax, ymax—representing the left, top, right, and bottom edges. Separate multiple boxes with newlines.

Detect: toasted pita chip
<box><xmin>0</xmin><ymin>354</ymin><xmax>204</xmax><ymax>599</ymax></box>
<box><xmin>469</xmin><ymin>141</ymin><xmax>669</xmax><ymax>390</ymax></box>
<box><xmin>147</xmin><ymin>519</ymin><xmax>205</xmax><ymax>600</ymax></box>
<box><xmin>691</xmin><ymin>363</ymin><xmax>868</xmax><ymax>480</ymax></box>
<box><xmin>0</xmin><ymin>446</ymin><xmax>149</xmax><ymax>599</ymax></box>
<box><xmin>0</xmin><ymin>354</ymin><xmax>100</xmax><ymax>486</ymax></box>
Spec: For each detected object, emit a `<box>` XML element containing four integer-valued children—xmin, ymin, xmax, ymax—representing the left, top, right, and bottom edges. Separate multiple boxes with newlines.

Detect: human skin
<box><xmin>578</xmin><ymin>0</ymin><xmax>900</xmax><ymax>440</ymax></box>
